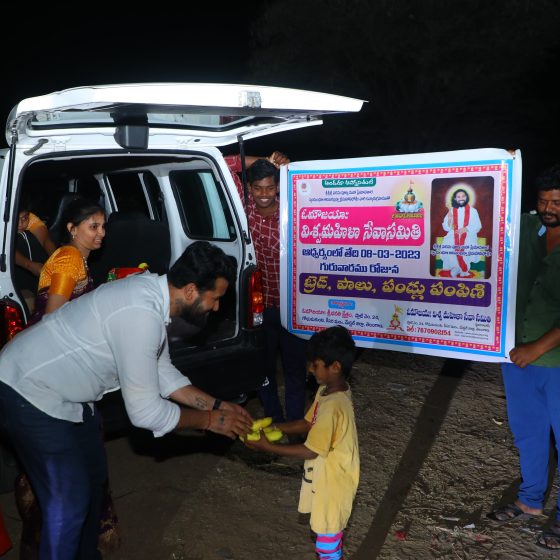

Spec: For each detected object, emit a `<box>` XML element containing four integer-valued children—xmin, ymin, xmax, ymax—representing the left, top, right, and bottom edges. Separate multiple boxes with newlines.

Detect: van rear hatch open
<box><xmin>7</xmin><ymin>83</ymin><xmax>365</xmax><ymax>148</ymax></box>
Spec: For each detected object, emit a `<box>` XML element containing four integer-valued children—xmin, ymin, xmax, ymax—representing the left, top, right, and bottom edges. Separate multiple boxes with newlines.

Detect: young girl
<box><xmin>245</xmin><ymin>325</ymin><xmax>359</xmax><ymax>560</ymax></box>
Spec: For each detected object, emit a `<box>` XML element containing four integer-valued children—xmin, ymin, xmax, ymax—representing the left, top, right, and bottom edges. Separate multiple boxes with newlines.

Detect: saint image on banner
<box><xmin>441</xmin><ymin>186</ymin><xmax>482</xmax><ymax>277</ymax></box>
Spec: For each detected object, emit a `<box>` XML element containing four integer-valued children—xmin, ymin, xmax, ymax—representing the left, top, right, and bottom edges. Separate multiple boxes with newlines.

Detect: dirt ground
<box><xmin>1</xmin><ymin>348</ymin><xmax>560</xmax><ymax>559</ymax></box>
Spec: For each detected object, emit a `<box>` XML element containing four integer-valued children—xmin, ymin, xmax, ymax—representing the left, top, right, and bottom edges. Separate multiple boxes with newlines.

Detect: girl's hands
<box><xmin>243</xmin><ymin>431</ymin><xmax>276</xmax><ymax>452</ymax></box>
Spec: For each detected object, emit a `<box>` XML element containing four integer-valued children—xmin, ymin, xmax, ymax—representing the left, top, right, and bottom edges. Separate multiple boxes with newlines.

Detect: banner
<box><xmin>279</xmin><ymin>148</ymin><xmax>521</xmax><ymax>361</ymax></box>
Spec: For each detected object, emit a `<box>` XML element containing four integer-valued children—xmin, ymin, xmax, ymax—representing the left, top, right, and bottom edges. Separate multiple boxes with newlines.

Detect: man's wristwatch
<box><xmin>213</xmin><ymin>399</ymin><xmax>222</xmax><ymax>410</ymax></box>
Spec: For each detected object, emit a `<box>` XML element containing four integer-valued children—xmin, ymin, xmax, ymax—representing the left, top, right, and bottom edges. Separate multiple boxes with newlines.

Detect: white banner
<box><xmin>279</xmin><ymin>148</ymin><xmax>521</xmax><ymax>362</ymax></box>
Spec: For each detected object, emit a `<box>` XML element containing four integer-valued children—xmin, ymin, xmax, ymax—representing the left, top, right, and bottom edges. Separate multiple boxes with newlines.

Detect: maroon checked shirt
<box><xmin>225</xmin><ymin>155</ymin><xmax>280</xmax><ymax>308</ymax></box>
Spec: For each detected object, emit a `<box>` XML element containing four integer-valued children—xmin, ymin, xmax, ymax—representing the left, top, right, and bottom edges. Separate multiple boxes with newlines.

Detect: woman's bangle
<box><xmin>205</xmin><ymin>410</ymin><xmax>212</xmax><ymax>430</ymax></box>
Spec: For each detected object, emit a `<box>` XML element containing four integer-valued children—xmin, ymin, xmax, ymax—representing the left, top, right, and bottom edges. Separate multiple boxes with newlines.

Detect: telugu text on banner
<box><xmin>279</xmin><ymin>148</ymin><xmax>522</xmax><ymax>361</ymax></box>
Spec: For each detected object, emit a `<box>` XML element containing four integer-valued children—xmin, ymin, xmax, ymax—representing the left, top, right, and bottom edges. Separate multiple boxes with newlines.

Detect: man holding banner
<box><xmin>488</xmin><ymin>164</ymin><xmax>560</xmax><ymax>553</ymax></box>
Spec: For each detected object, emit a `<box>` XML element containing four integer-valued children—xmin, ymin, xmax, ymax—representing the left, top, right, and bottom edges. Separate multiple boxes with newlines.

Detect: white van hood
<box><xmin>6</xmin><ymin>83</ymin><xmax>365</xmax><ymax>147</ymax></box>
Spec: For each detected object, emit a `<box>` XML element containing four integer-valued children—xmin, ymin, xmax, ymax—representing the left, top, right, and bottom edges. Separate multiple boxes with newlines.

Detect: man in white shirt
<box><xmin>440</xmin><ymin>187</ymin><xmax>482</xmax><ymax>278</ymax></box>
<box><xmin>0</xmin><ymin>241</ymin><xmax>252</xmax><ymax>560</ymax></box>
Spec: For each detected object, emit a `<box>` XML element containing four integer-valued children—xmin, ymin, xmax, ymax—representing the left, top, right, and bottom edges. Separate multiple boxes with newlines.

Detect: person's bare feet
<box><xmin>487</xmin><ymin>500</ymin><xmax>542</xmax><ymax>523</ymax></box>
<box><xmin>536</xmin><ymin>522</ymin><xmax>560</xmax><ymax>551</ymax></box>
<box><xmin>514</xmin><ymin>499</ymin><xmax>542</xmax><ymax>516</ymax></box>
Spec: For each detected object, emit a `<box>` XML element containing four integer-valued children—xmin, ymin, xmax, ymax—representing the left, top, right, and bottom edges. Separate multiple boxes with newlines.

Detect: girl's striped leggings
<box><xmin>315</xmin><ymin>531</ymin><xmax>343</xmax><ymax>559</ymax></box>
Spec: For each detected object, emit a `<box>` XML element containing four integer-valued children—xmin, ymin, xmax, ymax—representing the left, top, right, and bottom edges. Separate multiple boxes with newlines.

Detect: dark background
<box><xmin>3</xmin><ymin>1</ymin><xmax>559</xmax><ymax>211</ymax></box>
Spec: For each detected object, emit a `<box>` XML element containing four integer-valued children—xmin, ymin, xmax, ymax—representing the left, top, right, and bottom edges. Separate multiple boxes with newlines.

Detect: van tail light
<box><xmin>1</xmin><ymin>301</ymin><xmax>25</xmax><ymax>347</ymax></box>
<box><xmin>249</xmin><ymin>269</ymin><xmax>264</xmax><ymax>328</ymax></box>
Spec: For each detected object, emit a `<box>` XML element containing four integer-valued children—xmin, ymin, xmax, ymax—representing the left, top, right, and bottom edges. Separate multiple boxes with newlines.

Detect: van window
<box><xmin>107</xmin><ymin>172</ymin><xmax>151</xmax><ymax>218</ymax></box>
<box><xmin>141</xmin><ymin>172</ymin><xmax>165</xmax><ymax>221</ymax></box>
<box><xmin>170</xmin><ymin>170</ymin><xmax>236</xmax><ymax>240</ymax></box>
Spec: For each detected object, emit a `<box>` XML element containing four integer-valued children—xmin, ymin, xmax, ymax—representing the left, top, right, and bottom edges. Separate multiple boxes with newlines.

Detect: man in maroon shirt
<box><xmin>225</xmin><ymin>153</ymin><xmax>308</xmax><ymax>423</ymax></box>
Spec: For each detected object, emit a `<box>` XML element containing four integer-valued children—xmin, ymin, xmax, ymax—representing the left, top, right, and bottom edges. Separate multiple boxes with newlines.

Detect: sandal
<box><xmin>535</xmin><ymin>524</ymin><xmax>560</xmax><ymax>553</ymax></box>
<box><xmin>486</xmin><ymin>502</ymin><xmax>540</xmax><ymax>524</ymax></box>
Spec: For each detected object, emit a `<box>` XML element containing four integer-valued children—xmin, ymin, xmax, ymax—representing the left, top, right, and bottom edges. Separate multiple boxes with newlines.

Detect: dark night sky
<box><xmin>0</xmin><ymin>8</ymin><xmax>257</xmax><ymax>142</ymax></box>
<box><xmin>3</xmin><ymin>4</ymin><xmax>558</xmax><ymax>210</ymax></box>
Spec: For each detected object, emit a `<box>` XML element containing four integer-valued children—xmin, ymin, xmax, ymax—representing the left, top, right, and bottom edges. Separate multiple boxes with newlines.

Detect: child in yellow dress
<box><xmin>245</xmin><ymin>325</ymin><xmax>359</xmax><ymax>559</ymax></box>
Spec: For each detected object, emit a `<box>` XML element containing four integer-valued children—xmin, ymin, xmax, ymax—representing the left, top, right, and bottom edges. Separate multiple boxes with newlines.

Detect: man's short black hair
<box><xmin>168</xmin><ymin>241</ymin><xmax>235</xmax><ymax>292</ymax></box>
<box><xmin>535</xmin><ymin>164</ymin><xmax>560</xmax><ymax>192</ymax></box>
<box><xmin>306</xmin><ymin>325</ymin><xmax>356</xmax><ymax>378</ymax></box>
<box><xmin>246</xmin><ymin>159</ymin><xmax>279</xmax><ymax>184</ymax></box>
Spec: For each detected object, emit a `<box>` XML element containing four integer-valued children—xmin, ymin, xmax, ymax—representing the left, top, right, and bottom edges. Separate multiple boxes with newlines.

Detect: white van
<box><xmin>0</xmin><ymin>82</ymin><xmax>363</xmax><ymax>407</ymax></box>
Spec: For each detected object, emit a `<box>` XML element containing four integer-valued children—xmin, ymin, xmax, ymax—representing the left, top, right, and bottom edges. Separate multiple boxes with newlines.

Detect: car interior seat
<box><xmin>88</xmin><ymin>211</ymin><xmax>171</xmax><ymax>287</ymax></box>
<box><xmin>48</xmin><ymin>193</ymin><xmax>83</xmax><ymax>247</ymax></box>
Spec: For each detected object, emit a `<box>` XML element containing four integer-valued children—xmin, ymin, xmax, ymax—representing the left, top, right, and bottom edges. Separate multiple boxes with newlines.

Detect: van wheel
<box><xmin>0</xmin><ymin>443</ymin><xmax>20</xmax><ymax>494</ymax></box>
